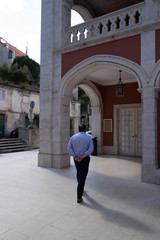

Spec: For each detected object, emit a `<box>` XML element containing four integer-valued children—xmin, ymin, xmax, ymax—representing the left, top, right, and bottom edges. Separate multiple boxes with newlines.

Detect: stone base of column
<box><xmin>141</xmin><ymin>164</ymin><xmax>156</xmax><ymax>184</ymax></box>
<box><xmin>38</xmin><ymin>153</ymin><xmax>70</xmax><ymax>168</ymax></box>
<box><xmin>156</xmin><ymin>169</ymin><xmax>160</xmax><ymax>185</ymax></box>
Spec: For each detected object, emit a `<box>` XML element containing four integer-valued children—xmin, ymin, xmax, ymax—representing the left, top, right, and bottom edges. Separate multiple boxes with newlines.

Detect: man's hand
<box><xmin>74</xmin><ymin>156</ymin><xmax>82</xmax><ymax>162</ymax></box>
<box><xmin>74</xmin><ymin>154</ymin><xmax>88</xmax><ymax>162</ymax></box>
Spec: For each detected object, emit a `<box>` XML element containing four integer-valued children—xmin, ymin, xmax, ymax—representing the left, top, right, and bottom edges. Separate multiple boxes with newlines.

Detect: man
<box><xmin>68</xmin><ymin>123</ymin><xmax>93</xmax><ymax>203</ymax></box>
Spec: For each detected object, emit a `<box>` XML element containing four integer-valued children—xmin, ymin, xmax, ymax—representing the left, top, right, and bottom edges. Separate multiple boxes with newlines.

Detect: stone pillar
<box><xmin>143</xmin><ymin>0</ymin><xmax>157</xmax><ymax>24</ymax></box>
<box><xmin>91</xmin><ymin>106</ymin><xmax>102</xmax><ymax>154</ymax></box>
<box><xmin>141</xmin><ymin>0</ymin><xmax>157</xmax><ymax>183</ymax></box>
<box><xmin>141</xmin><ymin>87</ymin><xmax>157</xmax><ymax>183</ymax></box>
<box><xmin>141</xmin><ymin>30</ymin><xmax>155</xmax><ymax>75</ymax></box>
<box><xmin>38</xmin><ymin>0</ymin><xmax>73</xmax><ymax>168</ymax></box>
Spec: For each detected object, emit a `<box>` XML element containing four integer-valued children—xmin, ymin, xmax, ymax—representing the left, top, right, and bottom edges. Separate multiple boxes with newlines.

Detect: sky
<box><xmin>0</xmin><ymin>0</ymin><xmax>83</xmax><ymax>64</ymax></box>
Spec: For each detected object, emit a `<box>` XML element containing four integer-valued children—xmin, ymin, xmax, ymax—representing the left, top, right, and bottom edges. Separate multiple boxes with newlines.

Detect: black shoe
<box><xmin>77</xmin><ymin>198</ymin><xmax>83</xmax><ymax>203</ymax></box>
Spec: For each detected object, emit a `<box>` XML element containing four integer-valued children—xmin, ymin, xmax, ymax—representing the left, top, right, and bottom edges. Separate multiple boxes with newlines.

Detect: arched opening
<box><xmin>69</xmin><ymin>85</ymin><xmax>100</xmax><ymax>156</ymax></box>
<box><xmin>150</xmin><ymin>60</ymin><xmax>160</xmax><ymax>168</ymax></box>
<box><xmin>60</xmin><ymin>55</ymin><xmax>146</xmax><ymax>157</ymax></box>
<box><xmin>71</xmin><ymin>10</ymin><xmax>85</xmax><ymax>26</ymax></box>
<box><xmin>72</xmin><ymin>6</ymin><xmax>93</xmax><ymax>22</ymax></box>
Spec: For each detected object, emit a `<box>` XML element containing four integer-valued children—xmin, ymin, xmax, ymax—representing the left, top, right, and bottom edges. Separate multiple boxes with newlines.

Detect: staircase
<box><xmin>0</xmin><ymin>138</ymin><xmax>31</xmax><ymax>153</ymax></box>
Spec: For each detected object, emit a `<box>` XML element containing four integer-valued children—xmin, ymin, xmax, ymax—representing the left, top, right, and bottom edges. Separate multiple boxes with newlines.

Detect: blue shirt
<box><xmin>68</xmin><ymin>132</ymin><xmax>93</xmax><ymax>157</ymax></box>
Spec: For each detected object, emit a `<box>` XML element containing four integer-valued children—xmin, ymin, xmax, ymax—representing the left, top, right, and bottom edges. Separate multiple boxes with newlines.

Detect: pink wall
<box><xmin>62</xmin><ymin>35</ymin><xmax>141</xmax><ymax>76</ymax></box>
<box><xmin>94</xmin><ymin>82</ymin><xmax>141</xmax><ymax>146</ymax></box>
<box><xmin>156</xmin><ymin>29</ymin><xmax>160</xmax><ymax>62</ymax></box>
<box><xmin>157</xmin><ymin>95</ymin><xmax>160</xmax><ymax>167</ymax></box>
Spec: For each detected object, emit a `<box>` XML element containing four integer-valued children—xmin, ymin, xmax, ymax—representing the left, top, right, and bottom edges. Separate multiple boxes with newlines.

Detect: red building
<box><xmin>0</xmin><ymin>37</ymin><xmax>26</xmax><ymax>65</ymax></box>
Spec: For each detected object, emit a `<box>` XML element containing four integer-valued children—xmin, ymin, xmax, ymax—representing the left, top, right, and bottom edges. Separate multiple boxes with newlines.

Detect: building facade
<box><xmin>0</xmin><ymin>37</ymin><xmax>26</xmax><ymax>66</ymax></box>
<box><xmin>0</xmin><ymin>83</ymin><xmax>80</xmax><ymax>139</ymax></box>
<box><xmin>39</xmin><ymin>0</ymin><xmax>160</xmax><ymax>184</ymax></box>
<box><xmin>0</xmin><ymin>83</ymin><xmax>40</xmax><ymax>137</ymax></box>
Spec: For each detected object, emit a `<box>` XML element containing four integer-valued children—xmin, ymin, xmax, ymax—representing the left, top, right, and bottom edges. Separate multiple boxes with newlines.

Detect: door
<box><xmin>0</xmin><ymin>114</ymin><xmax>5</xmax><ymax>137</ymax></box>
<box><xmin>119</xmin><ymin>108</ymin><xmax>142</xmax><ymax>156</ymax></box>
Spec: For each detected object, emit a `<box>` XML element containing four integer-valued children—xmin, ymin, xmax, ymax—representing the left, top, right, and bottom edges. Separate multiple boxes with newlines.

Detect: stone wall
<box><xmin>19</xmin><ymin>128</ymin><xmax>39</xmax><ymax>149</ymax></box>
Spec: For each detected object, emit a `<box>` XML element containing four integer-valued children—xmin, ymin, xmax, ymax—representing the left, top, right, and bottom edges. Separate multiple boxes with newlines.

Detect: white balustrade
<box><xmin>66</xmin><ymin>3</ymin><xmax>145</xmax><ymax>45</ymax></box>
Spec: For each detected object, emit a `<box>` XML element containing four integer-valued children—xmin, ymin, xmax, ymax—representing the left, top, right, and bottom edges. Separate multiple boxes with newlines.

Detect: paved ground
<box><xmin>0</xmin><ymin>150</ymin><xmax>160</xmax><ymax>240</ymax></box>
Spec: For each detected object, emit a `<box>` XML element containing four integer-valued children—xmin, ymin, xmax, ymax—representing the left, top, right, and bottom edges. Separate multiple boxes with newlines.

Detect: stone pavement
<box><xmin>0</xmin><ymin>150</ymin><xmax>160</xmax><ymax>240</ymax></box>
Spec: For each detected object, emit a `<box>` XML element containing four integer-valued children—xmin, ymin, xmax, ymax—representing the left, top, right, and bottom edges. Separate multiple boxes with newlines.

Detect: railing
<box><xmin>66</xmin><ymin>3</ymin><xmax>144</xmax><ymax>46</ymax></box>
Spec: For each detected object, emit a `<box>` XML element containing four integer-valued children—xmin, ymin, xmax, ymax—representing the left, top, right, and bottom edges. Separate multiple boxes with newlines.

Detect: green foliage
<box><xmin>12</xmin><ymin>56</ymin><xmax>40</xmax><ymax>86</ymax></box>
<box><xmin>78</xmin><ymin>87</ymin><xmax>90</xmax><ymax>104</ymax></box>
<box><xmin>0</xmin><ymin>63</ymin><xmax>9</xmax><ymax>80</ymax></box>
<box><xmin>8</xmin><ymin>63</ymin><xmax>29</xmax><ymax>84</ymax></box>
<box><xmin>0</xmin><ymin>56</ymin><xmax>40</xmax><ymax>87</ymax></box>
<box><xmin>0</xmin><ymin>63</ymin><xmax>29</xmax><ymax>86</ymax></box>
<box><xmin>27</xmin><ymin>124</ymin><xmax>34</xmax><ymax>129</ymax></box>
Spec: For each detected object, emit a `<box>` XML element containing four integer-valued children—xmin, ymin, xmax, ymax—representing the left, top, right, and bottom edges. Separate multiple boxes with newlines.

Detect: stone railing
<box><xmin>66</xmin><ymin>3</ymin><xmax>144</xmax><ymax>45</ymax></box>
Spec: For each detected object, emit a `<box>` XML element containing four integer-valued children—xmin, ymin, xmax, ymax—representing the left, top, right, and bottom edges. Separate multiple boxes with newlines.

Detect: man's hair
<box><xmin>78</xmin><ymin>123</ymin><xmax>86</xmax><ymax>132</ymax></box>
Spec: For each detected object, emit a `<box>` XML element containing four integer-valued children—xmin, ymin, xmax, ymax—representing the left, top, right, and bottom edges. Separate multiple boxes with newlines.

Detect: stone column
<box><xmin>143</xmin><ymin>0</ymin><xmax>157</xmax><ymax>24</ymax></box>
<box><xmin>141</xmin><ymin>0</ymin><xmax>157</xmax><ymax>183</ymax></box>
<box><xmin>91</xmin><ymin>106</ymin><xmax>102</xmax><ymax>154</ymax></box>
<box><xmin>141</xmin><ymin>87</ymin><xmax>157</xmax><ymax>183</ymax></box>
<box><xmin>38</xmin><ymin>0</ymin><xmax>73</xmax><ymax>168</ymax></box>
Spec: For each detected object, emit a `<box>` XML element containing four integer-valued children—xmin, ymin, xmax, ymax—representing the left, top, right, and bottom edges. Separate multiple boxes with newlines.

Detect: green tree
<box><xmin>12</xmin><ymin>56</ymin><xmax>40</xmax><ymax>86</ymax></box>
<box><xmin>8</xmin><ymin>63</ymin><xmax>29</xmax><ymax>85</ymax></box>
<box><xmin>0</xmin><ymin>63</ymin><xmax>29</xmax><ymax>86</ymax></box>
<box><xmin>0</xmin><ymin>63</ymin><xmax>9</xmax><ymax>81</ymax></box>
<box><xmin>78</xmin><ymin>87</ymin><xmax>90</xmax><ymax>104</ymax></box>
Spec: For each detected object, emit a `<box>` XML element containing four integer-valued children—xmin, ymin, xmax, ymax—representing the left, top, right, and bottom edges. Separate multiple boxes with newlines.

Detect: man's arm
<box><xmin>67</xmin><ymin>138</ymin><xmax>76</xmax><ymax>157</ymax></box>
<box><xmin>84</xmin><ymin>138</ymin><xmax>94</xmax><ymax>156</ymax></box>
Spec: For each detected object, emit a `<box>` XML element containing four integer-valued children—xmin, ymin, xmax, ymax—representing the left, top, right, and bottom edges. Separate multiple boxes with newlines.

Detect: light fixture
<box><xmin>116</xmin><ymin>70</ymin><xmax>124</xmax><ymax>96</ymax></box>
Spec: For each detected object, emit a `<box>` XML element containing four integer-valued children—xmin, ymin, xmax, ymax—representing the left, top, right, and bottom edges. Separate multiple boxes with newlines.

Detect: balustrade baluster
<box><xmin>102</xmin><ymin>19</ymin><xmax>107</xmax><ymax>34</ymax></box>
<box><xmin>112</xmin><ymin>17</ymin><xmax>117</xmax><ymax>31</ymax></box>
<box><xmin>86</xmin><ymin>25</ymin><xmax>92</xmax><ymax>39</ymax></box>
<box><xmin>79</xmin><ymin>28</ymin><xmax>84</xmax><ymax>41</ymax></box>
<box><xmin>120</xmin><ymin>14</ymin><xmax>125</xmax><ymax>29</ymax></box>
<box><xmin>130</xmin><ymin>11</ymin><xmax>135</xmax><ymax>26</ymax></box>
<box><xmin>94</xmin><ymin>22</ymin><xmax>100</xmax><ymax>36</ymax></box>
<box><xmin>72</xmin><ymin>30</ymin><xmax>78</xmax><ymax>43</ymax></box>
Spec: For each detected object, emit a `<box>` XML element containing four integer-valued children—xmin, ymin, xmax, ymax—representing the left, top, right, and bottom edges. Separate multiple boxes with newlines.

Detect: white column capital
<box><xmin>142</xmin><ymin>87</ymin><xmax>157</xmax><ymax>99</ymax></box>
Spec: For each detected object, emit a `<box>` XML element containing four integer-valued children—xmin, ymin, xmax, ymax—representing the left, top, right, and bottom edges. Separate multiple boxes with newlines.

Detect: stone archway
<box><xmin>148</xmin><ymin>60</ymin><xmax>160</xmax><ymax>88</ymax></box>
<box><xmin>78</xmin><ymin>81</ymin><xmax>103</xmax><ymax>154</ymax></box>
<box><xmin>147</xmin><ymin>60</ymin><xmax>160</xmax><ymax>183</ymax></box>
<box><xmin>60</xmin><ymin>77</ymin><xmax>103</xmax><ymax>154</ymax></box>
<box><xmin>59</xmin><ymin>54</ymin><xmax>147</xmax><ymax>156</ymax></box>
<box><xmin>60</xmin><ymin>55</ymin><xmax>147</xmax><ymax>93</ymax></box>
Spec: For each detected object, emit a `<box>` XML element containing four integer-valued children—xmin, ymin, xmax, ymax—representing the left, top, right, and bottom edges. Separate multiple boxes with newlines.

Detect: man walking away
<box><xmin>68</xmin><ymin>123</ymin><xmax>93</xmax><ymax>203</ymax></box>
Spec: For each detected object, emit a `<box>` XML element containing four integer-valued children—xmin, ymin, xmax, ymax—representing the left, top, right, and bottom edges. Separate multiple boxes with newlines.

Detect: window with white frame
<box><xmin>0</xmin><ymin>89</ymin><xmax>6</xmax><ymax>101</ymax></box>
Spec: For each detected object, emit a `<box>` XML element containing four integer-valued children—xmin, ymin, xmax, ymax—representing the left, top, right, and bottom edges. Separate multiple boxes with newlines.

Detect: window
<box><xmin>0</xmin><ymin>89</ymin><xmax>6</xmax><ymax>101</ymax></box>
<box><xmin>8</xmin><ymin>49</ymin><xmax>13</xmax><ymax>59</ymax></box>
<box><xmin>25</xmin><ymin>115</ymin><xmax>39</xmax><ymax>128</ymax></box>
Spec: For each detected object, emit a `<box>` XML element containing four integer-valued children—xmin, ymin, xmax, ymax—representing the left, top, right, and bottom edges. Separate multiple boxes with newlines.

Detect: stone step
<box><xmin>0</xmin><ymin>142</ymin><xmax>27</xmax><ymax>147</ymax></box>
<box><xmin>0</xmin><ymin>138</ymin><xmax>31</xmax><ymax>153</ymax></box>
<box><xmin>0</xmin><ymin>148</ymin><xmax>31</xmax><ymax>153</ymax></box>
<box><xmin>0</xmin><ymin>138</ymin><xmax>21</xmax><ymax>142</ymax></box>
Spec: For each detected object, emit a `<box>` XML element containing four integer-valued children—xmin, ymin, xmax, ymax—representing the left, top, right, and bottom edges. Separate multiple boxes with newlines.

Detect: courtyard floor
<box><xmin>0</xmin><ymin>150</ymin><xmax>160</xmax><ymax>240</ymax></box>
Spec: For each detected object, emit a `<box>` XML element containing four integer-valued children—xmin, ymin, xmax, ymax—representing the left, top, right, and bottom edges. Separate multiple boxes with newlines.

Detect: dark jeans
<box><xmin>74</xmin><ymin>156</ymin><xmax>90</xmax><ymax>199</ymax></box>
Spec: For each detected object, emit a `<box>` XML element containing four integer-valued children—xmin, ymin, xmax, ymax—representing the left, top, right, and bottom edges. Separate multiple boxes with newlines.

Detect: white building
<box><xmin>0</xmin><ymin>83</ymin><xmax>39</xmax><ymax>137</ymax></box>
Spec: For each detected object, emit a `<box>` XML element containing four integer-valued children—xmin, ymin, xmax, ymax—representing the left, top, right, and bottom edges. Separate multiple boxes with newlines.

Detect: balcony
<box><xmin>65</xmin><ymin>2</ymin><xmax>152</xmax><ymax>47</ymax></box>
